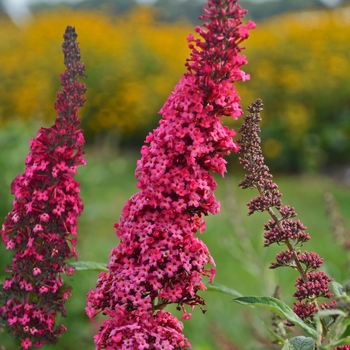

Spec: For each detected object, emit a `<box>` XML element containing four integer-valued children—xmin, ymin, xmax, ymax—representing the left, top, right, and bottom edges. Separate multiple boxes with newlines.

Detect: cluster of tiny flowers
<box><xmin>237</xmin><ymin>99</ymin><xmax>344</xmax><ymax>348</ymax></box>
<box><xmin>93</xmin><ymin>306</ymin><xmax>191</xmax><ymax>349</ymax></box>
<box><xmin>86</xmin><ymin>0</ymin><xmax>255</xmax><ymax>348</ymax></box>
<box><xmin>0</xmin><ymin>26</ymin><xmax>86</xmax><ymax>348</ymax></box>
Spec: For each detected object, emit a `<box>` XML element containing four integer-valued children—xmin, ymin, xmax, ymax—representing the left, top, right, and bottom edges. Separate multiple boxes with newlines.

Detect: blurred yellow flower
<box><xmin>0</xmin><ymin>6</ymin><xmax>192</xmax><ymax>142</ymax></box>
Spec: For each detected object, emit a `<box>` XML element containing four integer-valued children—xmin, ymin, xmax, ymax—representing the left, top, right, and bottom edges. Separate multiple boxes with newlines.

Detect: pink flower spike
<box><xmin>0</xmin><ymin>26</ymin><xmax>86</xmax><ymax>347</ymax></box>
<box><xmin>87</xmin><ymin>0</ymin><xmax>254</xmax><ymax>348</ymax></box>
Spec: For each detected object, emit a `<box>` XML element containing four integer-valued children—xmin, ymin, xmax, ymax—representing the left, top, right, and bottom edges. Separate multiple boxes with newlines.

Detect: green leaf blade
<box><xmin>207</xmin><ymin>282</ymin><xmax>243</xmax><ymax>297</ymax></box>
<box><xmin>69</xmin><ymin>261</ymin><xmax>108</xmax><ymax>272</ymax></box>
<box><xmin>330</xmin><ymin>281</ymin><xmax>344</xmax><ymax>298</ymax></box>
<box><xmin>233</xmin><ymin>296</ymin><xmax>318</xmax><ymax>339</ymax></box>
<box><xmin>327</xmin><ymin>336</ymin><xmax>350</xmax><ymax>348</ymax></box>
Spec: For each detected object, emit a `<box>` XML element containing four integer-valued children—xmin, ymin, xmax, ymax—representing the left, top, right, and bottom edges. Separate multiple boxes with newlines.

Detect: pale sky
<box><xmin>2</xmin><ymin>0</ymin><xmax>344</xmax><ymax>26</ymax></box>
<box><xmin>2</xmin><ymin>0</ymin><xmax>85</xmax><ymax>25</ymax></box>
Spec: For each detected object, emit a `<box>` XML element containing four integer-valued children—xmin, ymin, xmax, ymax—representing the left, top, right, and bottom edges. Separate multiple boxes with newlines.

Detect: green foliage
<box><xmin>282</xmin><ymin>337</ymin><xmax>315</xmax><ymax>350</ymax></box>
<box><xmin>69</xmin><ymin>261</ymin><xmax>108</xmax><ymax>272</ymax></box>
<box><xmin>206</xmin><ymin>282</ymin><xmax>243</xmax><ymax>297</ymax></box>
<box><xmin>232</xmin><ymin>296</ymin><xmax>318</xmax><ymax>339</ymax></box>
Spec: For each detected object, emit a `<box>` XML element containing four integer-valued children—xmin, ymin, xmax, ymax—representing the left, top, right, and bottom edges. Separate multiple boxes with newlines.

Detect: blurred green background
<box><xmin>0</xmin><ymin>0</ymin><xmax>350</xmax><ymax>349</ymax></box>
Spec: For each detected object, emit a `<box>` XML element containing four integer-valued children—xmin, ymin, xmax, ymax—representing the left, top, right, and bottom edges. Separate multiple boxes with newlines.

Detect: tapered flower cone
<box><xmin>86</xmin><ymin>1</ymin><xmax>255</xmax><ymax>348</ymax></box>
<box><xmin>0</xmin><ymin>26</ymin><xmax>86</xmax><ymax>349</ymax></box>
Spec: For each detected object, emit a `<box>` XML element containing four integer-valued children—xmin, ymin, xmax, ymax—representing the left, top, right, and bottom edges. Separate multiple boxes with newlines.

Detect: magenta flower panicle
<box><xmin>87</xmin><ymin>0</ymin><xmax>255</xmax><ymax>348</ymax></box>
<box><xmin>0</xmin><ymin>26</ymin><xmax>86</xmax><ymax>348</ymax></box>
<box><xmin>93</xmin><ymin>307</ymin><xmax>191</xmax><ymax>349</ymax></box>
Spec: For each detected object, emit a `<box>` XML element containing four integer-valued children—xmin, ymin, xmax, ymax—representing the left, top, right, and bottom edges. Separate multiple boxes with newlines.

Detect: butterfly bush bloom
<box><xmin>86</xmin><ymin>0</ymin><xmax>255</xmax><ymax>348</ymax></box>
<box><xmin>0</xmin><ymin>26</ymin><xmax>86</xmax><ymax>348</ymax></box>
<box><xmin>237</xmin><ymin>99</ymin><xmax>349</xmax><ymax>349</ymax></box>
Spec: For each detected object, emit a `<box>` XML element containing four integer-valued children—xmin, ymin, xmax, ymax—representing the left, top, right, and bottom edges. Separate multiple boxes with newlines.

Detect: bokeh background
<box><xmin>0</xmin><ymin>0</ymin><xmax>350</xmax><ymax>349</ymax></box>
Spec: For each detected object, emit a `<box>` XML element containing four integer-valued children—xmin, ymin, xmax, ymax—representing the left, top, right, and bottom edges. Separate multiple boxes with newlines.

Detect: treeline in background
<box><xmin>0</xmin><ymin>0</ymin><xmax>350</xmax><ymax>173</ymax></box>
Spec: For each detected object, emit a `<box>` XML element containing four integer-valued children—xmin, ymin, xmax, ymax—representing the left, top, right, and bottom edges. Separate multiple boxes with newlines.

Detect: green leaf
<box><xmin>288</xmin><ymin>336</ymin><xmax>315</xmax><ymax>350</ymax></box>
<box><xmin>327</xmin><ymin>336</ymin><xmax>350</xmax><ymax>348</ymax></box>
<box><xmin>322</xmin><ymin>315</ymin><xmax>350</xmax><ymax>346</ymax></box>
<box><xmin>282</xmin><ymin>342</ymin><xmax>294</xmax><ymax>350</ymax></box>
<box><xmin>233</xmin><ymin>296</ymin><xmax>318</xmax><ymax>339</ymax></box>
<box><xmin>315</xmin><ymin>309</ymin><xmax>347</xmax><ymax>318</ymax></box>
<box><xmin>206</xmin><ymin>282</ymin><xmax>242</xmax><ymax>297</ymax></box>
<box><xmin>262</xmin><ymin>322</ymin><xmax>286</xmax><ymax>345</ymax></box>
<box><xmin>69</xmin><ymin>261</ymin><xmax>108</xmax><ymax>272</ymax></box>
<box><xmin>330</xmin><ymin>281</ymin><xmax>344</xmax><ymax>298</ymax></box>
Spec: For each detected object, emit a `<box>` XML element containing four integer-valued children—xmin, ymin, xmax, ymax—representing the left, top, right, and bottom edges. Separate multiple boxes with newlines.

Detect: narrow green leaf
<box><xmin>314</xmin><ymin>317</ymin><xmax>323</xmax><ymax>346</ymax></box>
<box><xmin>322</xmin><ymin>316</ymin><xmax>350</xmax><ymax>346</ymax></box>
<box><xmin>262</xmin><ymin>322</ymin><xmax>286</xmax><ymax>345</ymax></box>
<box><xmin>315</xmin><ymin>309</ymin><xmax>347</xmax><ymax>318</ymax></box>
<box><xmin>207</xmin><ymin>282</ymin><xmax>242</xmax><ymax>297</ymax></box>
<box><xmin>69</xmin><ymin>261</ymin><xmax>108</xmax><ymax>272</ymax></box>
<box><xmin>233</xmin><ymin>296</ymin><xmax>318</xmax><ymax>339</ymax></box>
<box><xmin>327</xmin><ymin>336</ymin><xmax>350</xmax><ymax>348</ymax></box>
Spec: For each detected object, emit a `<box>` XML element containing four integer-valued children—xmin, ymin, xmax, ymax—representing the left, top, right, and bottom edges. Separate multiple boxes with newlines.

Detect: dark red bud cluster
<box><xmin>237</xmin><ymin>99</ymin><xmax>334</xmax><ymax>327</ymax></box>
